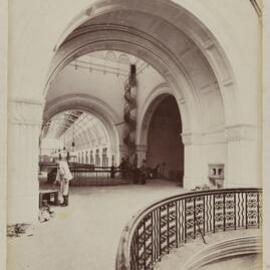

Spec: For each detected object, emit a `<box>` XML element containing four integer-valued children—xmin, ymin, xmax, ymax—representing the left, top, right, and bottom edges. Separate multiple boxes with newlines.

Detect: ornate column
<box><xmin>181</xmin><ymin>132</ymin><xmax>205</xmax><ymax>189</ymax></box>
<box><xmin>123</xmin><ymin>64</ymin><xmax>137</xmax><ymax>163</ymax></box>
<box><xmin>8</xmin><ymin>98</ymin><xmax>44</xmax><ymax>224</ymax></box>
<box><xmin>226</xmin><ymin>125</ymin><xmax>260</xmax><ymax>187</ymax></box>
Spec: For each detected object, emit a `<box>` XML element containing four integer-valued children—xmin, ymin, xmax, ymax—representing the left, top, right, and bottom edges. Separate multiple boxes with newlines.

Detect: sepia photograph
<box><xmin>1</xmin><ymin>0</ymin><xmax>269</xmax><ymax>269</ymax></box>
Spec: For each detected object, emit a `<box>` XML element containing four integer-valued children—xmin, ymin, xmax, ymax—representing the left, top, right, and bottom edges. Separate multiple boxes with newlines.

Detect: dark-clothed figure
<box><xmin>110</xmin><ymin>165</ymin><xmax>116</xmax><ymax>179</ymax></box>
<box><xmin>119</xmin><ymin>158</ymin><xmax>127</xmax><ymax>178</ymax></box>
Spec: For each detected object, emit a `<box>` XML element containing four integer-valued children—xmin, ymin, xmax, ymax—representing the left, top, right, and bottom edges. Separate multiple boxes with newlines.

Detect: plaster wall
<box><xmin>47</xmin><ymin>65</ymin><xmax>126</xmax><ymax>121</ymax></box>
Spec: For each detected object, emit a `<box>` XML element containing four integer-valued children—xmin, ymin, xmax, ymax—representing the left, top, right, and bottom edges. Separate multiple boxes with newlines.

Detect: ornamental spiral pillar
<box><xmin>123</xmin><ymin>65</ymin><xmax>137</xmax><ymax>163</ymax></box>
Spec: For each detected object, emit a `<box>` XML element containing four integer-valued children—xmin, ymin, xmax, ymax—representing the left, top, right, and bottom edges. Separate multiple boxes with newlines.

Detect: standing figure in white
<box><xmin>55</xmin><ymin>159</ymin><xmax>73</xmax><ymax>206</ymax></box>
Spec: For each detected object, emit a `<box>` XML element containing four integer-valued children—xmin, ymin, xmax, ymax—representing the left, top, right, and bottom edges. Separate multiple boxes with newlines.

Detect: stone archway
<box><xmin>47</xmin><ymin>0</ymin><xmax>238</xmax><ymax>129</ymax></box>
<box><xmin>43</xmin><ymin>93</ymin><xmax>122</xmax><ymax>165</ymax></box>
<box><xmin>143</xmin><ymin>95</ymin><xmax>184</xmax><ymax>186</ymax></box>
<box><xmin>8</xmin><ymin>0</ymin><xmax>261</xmax><ymax>225</ymax></box>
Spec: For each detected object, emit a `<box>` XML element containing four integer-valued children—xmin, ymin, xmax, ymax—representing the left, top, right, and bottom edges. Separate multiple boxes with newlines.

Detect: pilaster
<box><xmin>8</xmin><ymin>98</ymin><xmax>44</xmax><ymax>224</ymax></box>
<box><xmin>225</xmin><ymin>124</ymin><xmax>261</xmax><ymax>187</ymax></box>
<box><xmin>181</xmin><ymin>132</ymin><xmax>205</xmax><ymax>189</ymax></box>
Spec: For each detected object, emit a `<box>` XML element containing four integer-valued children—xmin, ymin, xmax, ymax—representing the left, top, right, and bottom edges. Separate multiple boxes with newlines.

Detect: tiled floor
<box><xmin>7</xmin><ymin>180</ymin><xmax>184</xmax><ymax>270</ymax></box>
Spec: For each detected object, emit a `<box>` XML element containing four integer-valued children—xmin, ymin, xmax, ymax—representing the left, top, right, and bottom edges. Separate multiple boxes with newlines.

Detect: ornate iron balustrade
<box><xmin>116</xmin><ymin>188</ymin><xmax>262</xmax><ymax>270</ymax></box>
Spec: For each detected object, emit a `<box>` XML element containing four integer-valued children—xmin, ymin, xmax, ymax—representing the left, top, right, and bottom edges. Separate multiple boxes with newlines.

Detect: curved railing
<box><xmin>116</xmin><ymin>188</ymin><xmax>262</xmax><ymax>270</ymax></box>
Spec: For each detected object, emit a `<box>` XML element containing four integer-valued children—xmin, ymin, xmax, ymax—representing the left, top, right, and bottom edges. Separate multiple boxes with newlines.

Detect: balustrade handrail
<box><xmin>115</xmin><ymin>188</ymin><xmax>262</xmax><ymax>270</ymax></box>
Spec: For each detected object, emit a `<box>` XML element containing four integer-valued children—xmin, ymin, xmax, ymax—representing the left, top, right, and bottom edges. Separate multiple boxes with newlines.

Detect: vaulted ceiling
<box><xmin>42</xmin><ymin>110</ymin><xmax>110</xmax><ymax>151</ymax></box>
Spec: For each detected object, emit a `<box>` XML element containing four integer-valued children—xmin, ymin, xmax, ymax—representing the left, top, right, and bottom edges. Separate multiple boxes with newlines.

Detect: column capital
<box><xmin>225</xmin><ymin>124</ymin><xmax>258</xmax><ymax>142</ymax></box>
<box><xmin>9</xmin><ymin>98</ymin><xmax>44</xmax><ymax>126</ymax></box>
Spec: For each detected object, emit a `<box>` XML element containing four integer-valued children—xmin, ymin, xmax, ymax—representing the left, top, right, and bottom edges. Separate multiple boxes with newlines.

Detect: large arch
<box><xmin>43</xmin><ymin>0</ymin><xmax>244</xmax><ymax>190</ymax></box>
<box><xmin>44</xmin><ymin>0</ymin><xmax>238</xmax><ymax>133</ymax></box>
<box><xmin>137</xmin><ymin>83</ymin><xmax>184</xmax><ymax>146</ymax></box>
<box><xmin>139</xmin><ymin>93</ymin><xmax>184</xmax><ymax>185</ymax></box>
<box><xmin>43</xmin><ymin>0</ymin><xmax>243</xmax><ymax>189</ymax></box>
<box><xmin>7</xmin><ymin>0</ymin><xmax>261</xmax><ymax>225</ymax></box>
<box><xmin>43</xmin><ymin>93</ymin><xmax>121</xmax><ymax>163</ymax></box>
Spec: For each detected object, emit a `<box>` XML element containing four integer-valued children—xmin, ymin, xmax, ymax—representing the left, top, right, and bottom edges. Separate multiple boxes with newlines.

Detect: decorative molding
<box><xmin>11</xmin><ymin>97</ymin><xmax>44</xmax><ymax>106</ymax></box>
<box><xmin>222</xmin><ymin>78</ymin><xmax>234</xmax><ymax>87</ymax></box>
<box><xmin>203</xmin><ymin>129</ymin><xmax>227</xmax><ymax>144</ymax></box>
<box><xmin>182</xmin><ymin>125</ymin><xmax>257</xmax><ymax>145</ymax></box>
<box><xmin>200</xmin><ymin>81</ymin><xmax>219</xmax><ymax>95</ymax></box>
<box><xmin>202</xmin><ymin>39</ymin><xmax>215</xmax><ymax>50</ymax></box>
<box><xmin>182</xmin><ymin>129</ymin><xmax>227</xmax><ymax>145</ymax></box>
<box><xmin>9</xmin><ymin>99</ymin><xmax>44</xmax><ymax>126</ymax></box>
<box><xmin>225</xmin><ymin>124</ymin><xmax>258</xmax><ymax>142</ymax></box>
<box><xmin>181</xmin><ymin>132</ymin><xmax>203</xmax><ymax>145</ymax></box>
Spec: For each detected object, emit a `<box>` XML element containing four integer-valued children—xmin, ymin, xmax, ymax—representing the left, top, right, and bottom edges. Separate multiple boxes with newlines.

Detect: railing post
<box><xmin>234</xmin><ymin>193</ymin><xmax>237</xmax><ymax>230</ymax></box>
<box><xmin>213</xmin><ymin>194</ymin><xmax>216</xmax><ymax>233</ymax></box>
<box><xmin>245</xmin><ymin>192</ymin><xmax>248</xmax><ymax>229</ymax></box>
<box><xmin>257</xmin><ymin>192</ymin><xmax>260</xmax><ymax>229</ymax></box>
<box><xmin>184</xmin><ymin>199</ymin><xmax>187</xmax><ymax>243</ymax></box>
<box><xmin>175</xmin><ymin>201</ymin><xmax>179</xmax><ymax>248</ymax></box>
<box><xmin>167</xmin><ymin>205</ymin><xmax>170</xmax><ymax>253</ymax></box>
<box><xmin>223</xmin><ymin>193</ymin><xmax>226</xmax><ymax>231</ymax></box>
<box><xmin>203</xmin><ymin>196</ymin><xmax>205</xmax><ymax>236</ymax></box>
<box><xmin>159</xmin><ymin>207</ymin><xmax>162</xmax><ymax>259</ymax></box>
<box><xmin>143</xmin><ymin>219</ymin><xmax>146</xmax><ymax>269</ymax></box>
<box><xmin>193</xmin><ymin>197</ymin><xmax>196</xmax><ymax>239</ymax></box>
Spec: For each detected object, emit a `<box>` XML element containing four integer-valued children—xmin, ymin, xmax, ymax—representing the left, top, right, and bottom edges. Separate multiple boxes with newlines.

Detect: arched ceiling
<box><xmin>47</xmin><ymin>0</ymin><xmax>231</xmax><ymax>133</ymax></box>
<box><xmin>42</xmin><ymin>110</ymin><xmax>110</xmax><ymax>151</ymax></box>
<box><xmin>70</xmin><ymin>50</ymin><xmax>147</xmax><ymax>78</ymax></box>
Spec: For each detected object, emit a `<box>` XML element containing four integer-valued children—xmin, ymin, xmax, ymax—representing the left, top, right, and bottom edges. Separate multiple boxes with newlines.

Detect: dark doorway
<box><xmin>147</xmin><ymin>96</ymin><xmax>184</xmax><ymax>186</ymax></box>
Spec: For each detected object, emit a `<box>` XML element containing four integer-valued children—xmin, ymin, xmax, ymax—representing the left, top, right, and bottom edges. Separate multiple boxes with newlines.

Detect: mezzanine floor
<box><xmin>7</xmin><ymin>179</ymin><xmax>184</xmax><ymax>270</ymax></box>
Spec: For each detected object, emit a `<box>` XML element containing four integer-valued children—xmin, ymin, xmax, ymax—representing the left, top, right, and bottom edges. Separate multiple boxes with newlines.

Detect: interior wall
<box><xmin>6</xmin><ymin>0</ymin><xmax>261</xmax><ymax>225</ymax></box>
<box><xmin>47</xmin><ymin>65</ymin><xmax>126</xmax><ymax>120</ymax></box>
<box><xmin>147</xmin><ymin>96</ymin><xmax>184</xmax><ymax>183</ymax></box>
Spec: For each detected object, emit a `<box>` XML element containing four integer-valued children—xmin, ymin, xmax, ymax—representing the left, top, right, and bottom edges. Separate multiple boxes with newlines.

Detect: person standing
<box><xmin>55</xmin><ymin>159</ymin><xmax>73</xmax><ymax>206</ymax></box>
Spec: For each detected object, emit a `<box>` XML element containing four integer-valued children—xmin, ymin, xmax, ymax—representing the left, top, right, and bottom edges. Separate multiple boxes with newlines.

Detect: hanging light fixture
<box><xmin>63</xmin><ymin>133</ymin><xmax>66</xmax><ymax>151</ymax></box>
<box><xmin>72</xmin><ymin>124</ymin><xmax>76</xmax><ymax>150</ymax></box>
